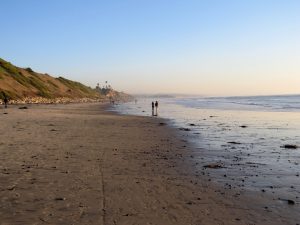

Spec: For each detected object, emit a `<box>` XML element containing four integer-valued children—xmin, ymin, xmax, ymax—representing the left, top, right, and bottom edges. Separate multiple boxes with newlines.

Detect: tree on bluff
<box><xmin>96</xmin><ymin>82</ymin><xmax>112</xmax><ymax>95</ymax></box>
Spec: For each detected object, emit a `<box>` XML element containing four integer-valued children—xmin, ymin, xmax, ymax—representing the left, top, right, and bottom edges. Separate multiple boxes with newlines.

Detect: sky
<box><xmin>0</xmin><ymin>0</ymin><xmax>299</xmax><ymax>96</ymax></box>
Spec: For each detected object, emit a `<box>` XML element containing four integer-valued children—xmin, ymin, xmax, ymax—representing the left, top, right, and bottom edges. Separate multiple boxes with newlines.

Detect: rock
<box><xmin>9</xmin><ymin>97</ymin><xmax>106</xmax><ymax>105</ymax></box>
<box><xmin>203</xmin><ymin>164</ymin><xmax>225</xmax><ymax>169</ymax></box>
<box><xmin>189</xmin><ymin>123</ymin><xmax>196</xmax><ymax>126</ymax></box>
<box><xmin>287</xmin><ymin>200</ymin><xmax>295</xmax><ymax>205</ymax></box>
<box><xmin>179</xmin><ymin>128</ymin><xmax>191</xmax><ymax>131</ymax></box>
<box><xmin>159</xmin><ymin>122</ymin><xmax>166</xmax><ymax>126</ymax></box>
<box><xmin>19</xmin><ymin>106</ymin><xmax>28</xmax><ymax>109</ymax></box>
<box><xmin>227</xmin><ymin>141</ymin><xmax>242</xmax><ymax>145</ymax></box>
<box><xmin>7</xmin><ymin>185</ymin><xmax>16</xmax><ymax>191</ymax></box>
<box><xmin>240</xmin><ymin>125</ymin><xmax>248</xmax><ymax>128</ymax></box>
<box><xmin>281</xmin><ymin>144</ymin><xmax>298</xmax><ymax>149</ymax></box>
<box><xmin>279</xmin><ymin>198</ymin><xmax>295</xmax><ymax>205</ymax></box>
<box><xmin>54</xmin><ymin>197</ymin><xmax>66</xmax><ymax>201</ymax></box>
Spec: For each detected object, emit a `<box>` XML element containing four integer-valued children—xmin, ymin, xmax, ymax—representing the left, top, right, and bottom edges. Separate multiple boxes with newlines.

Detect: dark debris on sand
<box><xmin>203</xmin><ymin>164</ymin><xmax>225</xmax><ymax>169</ymax></box>
<box><xmin>281</xmin><ymin>144</ymin><xmax>298</xmax><ymax>149</ymax></box>
<box><xmin>279</xmin><ymin>198</ymin><xmax>296</xmax><ymax>205</ymax></box>
<box><xmin>179</xmin><ymin>128</ymin><xmax>191</xmax><ymax>131</ymax></box>
<box><xmin>227</xmin><ymin>141</ymin><xmax>242</xmax><ymax>145</ymax></box>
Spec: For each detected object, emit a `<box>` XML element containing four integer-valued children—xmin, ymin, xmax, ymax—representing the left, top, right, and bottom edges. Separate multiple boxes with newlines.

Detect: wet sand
<box><xmin>116</xmin><ymin>98</ymin><xmax>300</xmax><ymax>216</ymax></box>
<box><xmin>0</xmin><ymin>103</ymin><xmax>298</xmax><ymax>225</ymax></box>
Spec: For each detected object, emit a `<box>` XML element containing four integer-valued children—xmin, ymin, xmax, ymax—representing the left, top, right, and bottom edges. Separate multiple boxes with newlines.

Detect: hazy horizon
<box><xmin>1</xmin><ymin>0</ymin><xmax>299</xmax><ymax>96</ymax></box>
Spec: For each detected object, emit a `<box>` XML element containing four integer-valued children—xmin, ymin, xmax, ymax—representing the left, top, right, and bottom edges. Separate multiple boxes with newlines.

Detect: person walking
<box><xmin>151</xmin><ymin>101</ymin><xmax>155</xmax><ymax>116</ymax></box>
<box><xmin>155</xmin><ymin>101</ymin><xmax>158</xmax><ymax>116</ymax></box>
<box><xmin>3</xmin><ymin>93</ymin><xmax>8</xmax><ymax>108</ymax></box>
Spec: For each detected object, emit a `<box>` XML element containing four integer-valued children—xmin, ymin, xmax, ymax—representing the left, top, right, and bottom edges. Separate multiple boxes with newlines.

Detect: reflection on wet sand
<box><xmin>114</xmin><ymin>98</ymin><xmax>300</xmax><ymax>214</ymax></box>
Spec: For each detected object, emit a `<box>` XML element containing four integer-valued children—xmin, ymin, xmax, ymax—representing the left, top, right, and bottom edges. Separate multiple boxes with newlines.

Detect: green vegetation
<box><xmin>14</xmin><ymin>72</ymin><xmax>31</xmax><ymax>87</ymax></box>
<box><xmin>56</xmin><ymin>77</ymin><xmax>96</xmax><ymax>95</ymax></box>
<box><xmin>47</xmin><ymin>80</ymin><xmax>59</xmax><ymax>88</ymax></box>
<box><xmin>0</xmin><ymin>59</ymin><xmax>30</xmax><ymax>87</ymax></box>
<box><xmin>0</xmin><ymin>57</ymin><xmax>103</xmax><ymax>100</ymax></box>
<box><xmin>0</xmin><ymin>65</ymin><xmax>7</xmax><ymax>75</ymax></box>
<box><xmin>0</xmin><ymin>58</ymin><xmax>19</xmax><ymax>75</ymax></box>
<box><xmin>25</xmin><ymin>67</ymin><xmax>34</xmax><ymax>73</ymax></box>
<box><xmin>0</xmin><ymin>89</ymin><xmax>18</xmax><ymax>99</ymax></box>
<box><xmin>95</xmin><ymin>82</ymin><xmax>112</xmax><ymax>95</ymax></box>
<box><xmin>0</xmin><ymin>90</ymin><xmax>7</xmax><ymax>99</ymax></box>
<box><xmin>28</xmin><ymin>76</ymin><xmax>52</xmax><ymax>98</ymax></box>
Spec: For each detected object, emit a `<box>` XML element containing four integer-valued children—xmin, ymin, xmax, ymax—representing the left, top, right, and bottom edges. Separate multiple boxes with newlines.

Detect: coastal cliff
<box><xmin>0</xmin><ymin>58</ymin><xmax>132</xmax><ymax>103</ymax></box>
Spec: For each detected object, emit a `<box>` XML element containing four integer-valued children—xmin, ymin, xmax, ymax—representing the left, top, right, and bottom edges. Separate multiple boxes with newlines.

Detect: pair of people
<box><xmin>151</xmin><ymin>101</ymin><xmax>158</xmax><ymax>116</ymax></box>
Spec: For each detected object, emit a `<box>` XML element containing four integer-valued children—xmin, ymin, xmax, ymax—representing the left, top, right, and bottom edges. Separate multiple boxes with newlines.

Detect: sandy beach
<box><xmin>0</xmin><ymin>103</ymin><xmax>298</xmax><ymax>225</ymax></box>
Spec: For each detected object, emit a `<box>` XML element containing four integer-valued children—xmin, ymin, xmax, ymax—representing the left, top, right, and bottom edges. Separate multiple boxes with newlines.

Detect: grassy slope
<box><xmin>0</xmin><ymin>58</ymin><xmax>100</xmax><ymax>99</ymax></box>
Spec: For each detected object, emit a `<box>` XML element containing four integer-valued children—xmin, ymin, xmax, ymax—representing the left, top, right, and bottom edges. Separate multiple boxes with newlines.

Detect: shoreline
<box><xmin>0</xmin><ymin>103</ymin><xmax>298</xmax><ymax>224</ymax></box>
<box><xmin>114</xmin><ymin>99</ymin><xmax>300</xmax><ymax>212</ymax></box>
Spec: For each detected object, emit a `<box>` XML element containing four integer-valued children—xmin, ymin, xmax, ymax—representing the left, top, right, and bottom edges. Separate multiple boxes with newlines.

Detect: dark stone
<box><xmin>203</xmin><ymin>164</ymin><xmax>225</xmax><ymax>169</ymax></box>
<box><xmin>279</xmin><ymin>198</ymin><xmax>295</xmax><ymax>205</ymax></box>
<box><xmin>54</xmin><ymin>197</ymin><xmax>66</xmax><ymax>201</ymax></box>
<box><xmin>287</xmin><ymin>200</ymin><xmax>295</xmax><ymax>205</ymax></box>
<box><xmin>281</xmin><ymin>144</ymin><xmax>298</xmax><ymax>149</ymax></box>
<box><xmin>227</xmin><ymin>141</ymin><xmax>242</xmax><ymax>145</ymax></box>
<box><xmin>179</xmin><ymin>128</ymin><xmax>191</xmax><ymax>131</ymax></box>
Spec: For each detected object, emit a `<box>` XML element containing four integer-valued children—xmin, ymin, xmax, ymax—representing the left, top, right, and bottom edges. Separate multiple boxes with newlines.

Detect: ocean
<box><xmin>113</xmin><ymin>95</ymin><xmax>300</xmax><ymax>202</ymax></box>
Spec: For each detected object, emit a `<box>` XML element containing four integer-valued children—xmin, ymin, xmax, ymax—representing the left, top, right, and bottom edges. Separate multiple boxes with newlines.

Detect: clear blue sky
<box><xmin>1</xmin><ymin>0</ymin><xmax>299</xmax><ymax>96</ymax></box>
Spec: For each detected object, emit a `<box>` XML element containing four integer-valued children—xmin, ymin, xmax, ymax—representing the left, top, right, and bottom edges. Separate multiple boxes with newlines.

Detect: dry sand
<box><xmin>0</xmin><ymin>103</ymin><xmax>298</xmax><ymax>225</ymax></box>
